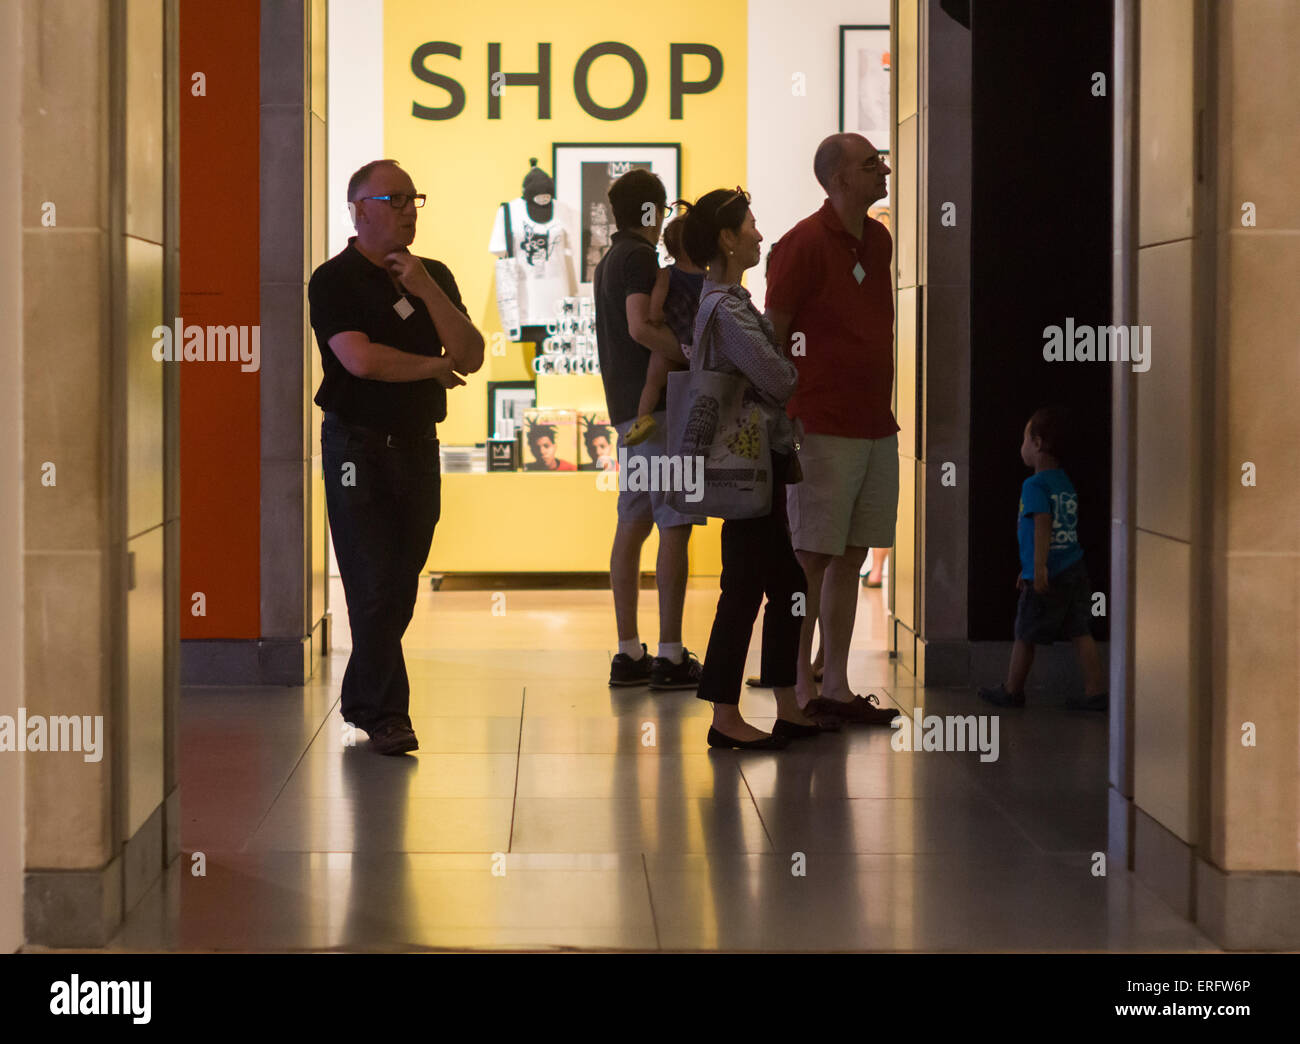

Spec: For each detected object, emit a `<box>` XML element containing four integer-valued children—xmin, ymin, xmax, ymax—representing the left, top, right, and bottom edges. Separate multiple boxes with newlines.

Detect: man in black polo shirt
<box><xmin>594</xmin><ymin>169</ymin><xmax>703</xmax><ymax>690</ymax></box>
<box><xmin>309</xmin><ymin>159</ymin><xmax>484</xmax><ymax>755</ymax></box>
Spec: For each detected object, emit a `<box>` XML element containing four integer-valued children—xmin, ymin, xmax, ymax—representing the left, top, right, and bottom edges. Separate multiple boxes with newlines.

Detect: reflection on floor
<box><xmin>110</xmin><ymin>578</ymin><xmax>1213</xmax><ymax>952</ymax></box>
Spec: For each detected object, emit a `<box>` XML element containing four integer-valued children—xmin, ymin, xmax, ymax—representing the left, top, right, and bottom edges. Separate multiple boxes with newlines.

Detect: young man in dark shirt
<box><xmin>593</xmin><ymin>169</ymin><xmax>703</xmax><ymax>690</ymax></box>
<box><xmin>308</xmin><ymin>159</ymin><xmax>484</xmax><ymax>754</ymax></box>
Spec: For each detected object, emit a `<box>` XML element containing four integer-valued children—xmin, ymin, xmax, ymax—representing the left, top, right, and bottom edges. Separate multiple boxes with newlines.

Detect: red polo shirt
<box><xmin>765</xmin><ymin>199</ymin><xmax>898</xmax><ymax>439</ymax></box>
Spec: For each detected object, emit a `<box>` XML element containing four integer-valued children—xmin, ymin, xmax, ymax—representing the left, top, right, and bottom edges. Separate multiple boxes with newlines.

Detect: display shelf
<box><xmin>425</xmin><ymin>472</ymin><xmax>723</xmax><ymax>575</ymax></box>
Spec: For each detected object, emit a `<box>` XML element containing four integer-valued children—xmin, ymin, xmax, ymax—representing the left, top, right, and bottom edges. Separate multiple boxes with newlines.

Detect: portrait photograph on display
<box><xmin>578</xmin><ymin>412</ymin><xmax>619</xmax><ymax>472</ymax></box>
<box><xmin>522</xmin><ymin>409</ymin><xmax>579</xmax><ymax>472</ymax></box>
<box><xmin>552</xmin><ymin>143</ymin><xmax>682</xmax><ymax>293</ymax></box>
<box><xmin>840</xmin><ymin>25</ymin><xmax>891</xmax><ymax>142</ymax></box>
<box><xmin>581</xmin><ymin>160</ymin><xmax>651</xmax><ymax>284</ymax></box>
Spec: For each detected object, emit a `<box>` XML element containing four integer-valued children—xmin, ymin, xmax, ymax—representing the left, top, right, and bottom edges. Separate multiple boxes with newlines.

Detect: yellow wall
<box><xmin>384</xmin><ymin>0</ymin><xmax>749</xmax><ymax>447</ymax></box>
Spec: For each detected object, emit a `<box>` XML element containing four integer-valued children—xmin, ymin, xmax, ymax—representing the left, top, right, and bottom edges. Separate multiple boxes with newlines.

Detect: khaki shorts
<box><xmin>786</xmin><ymin>432</ymin><xmax>899</xmax><ymax>555</ymax></box>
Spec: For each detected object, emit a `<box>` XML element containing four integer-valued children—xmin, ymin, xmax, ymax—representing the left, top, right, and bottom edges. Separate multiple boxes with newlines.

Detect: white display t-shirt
<box><xmin>489</xmin><ymin>198</ymin><xmax>580</xmax><ymax>326</ymax></box>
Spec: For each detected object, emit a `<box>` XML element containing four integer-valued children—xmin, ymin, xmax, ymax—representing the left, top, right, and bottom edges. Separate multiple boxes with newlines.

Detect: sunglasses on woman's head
<box><xmin>720</xmin><ymin>186</ymin><xmax>751</xmax><ymax>209</ymax></box>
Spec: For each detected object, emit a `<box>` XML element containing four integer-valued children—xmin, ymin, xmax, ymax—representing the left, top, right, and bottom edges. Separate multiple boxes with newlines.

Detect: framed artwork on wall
<box><xmin>839</xmin><ymin>25</ymin><xmax>891</xmax><ymax>148</ymax></box>
<box><xmin>487</xmin><ymin>380</ymin><xmax>536</xmax><ymax>441</ymax></box>
<box><xmin>552</xmin><ymin>142</ymin><xmax>682</xmax><ymax>293</ymax></box>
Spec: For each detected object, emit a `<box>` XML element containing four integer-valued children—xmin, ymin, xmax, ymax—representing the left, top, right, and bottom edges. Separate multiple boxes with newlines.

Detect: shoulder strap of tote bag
<box><xmin>501</xmin><ymin>202</ymin><xmax>515</xmax><ymax>259</ymax></box>
<box><xmin>689</xmin><ymin>288</ymin><xmax>731</xmax><ymax>374</ymax></box>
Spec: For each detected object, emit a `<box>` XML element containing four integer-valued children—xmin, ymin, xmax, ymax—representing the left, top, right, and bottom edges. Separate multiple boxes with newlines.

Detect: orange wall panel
<box><xmin>178</xmin><ymin>0</ymin><xmax>261</xmax><ymax>638</ymax></box>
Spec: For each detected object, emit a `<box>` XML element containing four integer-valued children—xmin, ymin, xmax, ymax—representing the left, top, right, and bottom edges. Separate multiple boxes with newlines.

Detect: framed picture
<box><xmin>487</xmin><ymin>380</ymin><xmax>536</xmax><ymax>441</ymax></box>
<box><xmin>552</xmin><ymin>142</ymin><xmax>682</xmax><ymax>293</ymax></box>
<box><xmin>839</xmin><ymin>25</ymin><xmax>891</xmax><ymax>148</ymax></box>
<box><xmin>578</xmin><ymin>411</ymin><xmax>619</xmax><ymax>473</ymax></box>
<box><xmin>522</xmin><ymin>409</ymin><xmax>579</xmax><ymax>472</ymax></box>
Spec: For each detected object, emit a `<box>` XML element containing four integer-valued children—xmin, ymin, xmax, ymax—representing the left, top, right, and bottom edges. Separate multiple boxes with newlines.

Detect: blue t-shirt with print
<box><xmin>1018</xmin><ymin>468</ymin><xmax>1084</xmax><ymax>579</ymax></box>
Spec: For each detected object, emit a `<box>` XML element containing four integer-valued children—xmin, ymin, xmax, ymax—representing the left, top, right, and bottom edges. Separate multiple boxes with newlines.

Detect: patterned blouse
<box><xmin>688</xmin><ymin>278</ymin><xmax>798</xmax><ymax>452</ymax></box>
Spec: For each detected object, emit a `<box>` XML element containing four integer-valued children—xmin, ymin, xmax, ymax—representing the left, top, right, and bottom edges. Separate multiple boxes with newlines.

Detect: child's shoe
<box><xmin>622</xmin><ymin>414</ymin><xmax>657</xmax><ymax>446</ymax></box>
<box><xmin>1066</xmin><ymin>691</ymin><xmax>1108</xmax><ymax>712</ymax></box>
<box><xmin>978</xmin><ymin>684</ymin><xmax>1025</xmax><ymax>707</ymax></box>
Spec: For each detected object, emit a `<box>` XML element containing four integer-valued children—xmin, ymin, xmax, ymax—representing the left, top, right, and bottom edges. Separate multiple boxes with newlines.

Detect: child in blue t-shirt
<box><xmin>979</xmin><ymin>406</ymin><xmax>1107</xmax><ymax>711</ymax></box>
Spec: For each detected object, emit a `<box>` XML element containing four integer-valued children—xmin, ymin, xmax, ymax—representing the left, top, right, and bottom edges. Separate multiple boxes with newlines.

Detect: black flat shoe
<box><xmin>707</xmin><ymin>726</ymin><xmax>789</xmax><ymax>750</ymax></box>
<box><xmin>771</xmin><ymin>718</ymin><xmax>826</xmax><ymax>740</ymax></box>
<box><xmin>744</xmin><ymin>671</ymin><xmax>821</xmax><ymax>687</ymax></box>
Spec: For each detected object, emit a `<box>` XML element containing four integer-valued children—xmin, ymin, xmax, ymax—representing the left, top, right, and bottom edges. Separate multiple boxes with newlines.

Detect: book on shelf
<box><xmin>521</xmin><ymin>409</ymin><xmax>578</xmax><ymax>472</ymax></box>
<box><xmin>578</xmin><ymin>411</ymin><xmax>619</xmax><ymax>472</ymax></box>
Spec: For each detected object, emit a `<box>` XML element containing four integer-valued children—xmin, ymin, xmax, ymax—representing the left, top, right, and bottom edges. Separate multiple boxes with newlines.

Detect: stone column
<box><xmin>0</xmin><ymin>0</ymin><xmax>25</xmax><ymax>956</ymax></box>
<box><xmin>913</xmin><ymin>0</ymin><xmax>972</xmax><ymax>687</ymax></box>
<box><xmin>1114</xmin><ymin>0</ymin><xmax>1300</xmax><ymax>949</ymax></box>
<box><xmin>259</xmin><ymin>0</ymin><xmax>330</xmax><ymax>685</ymax></box>
<box><xmin>20</xmin><ymin>0</ymin><xmax>179</xmax><ymax>947</ymax></box>
<box><xmin>1198</xmin><ymin>0</ymin><xmax>1300</xmax><ymax>949</ymax></box>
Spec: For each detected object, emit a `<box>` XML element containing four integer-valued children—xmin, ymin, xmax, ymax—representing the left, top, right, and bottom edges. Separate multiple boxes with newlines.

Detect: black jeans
<box><xmin>697</xmin><ymin>453</ymin><xmax>807</xmax><ymax>706</ymax></box>
<box><xmin>322</xmin><ymin>413</ymin><xmax>441</xmax><ymax>732</ymax></box>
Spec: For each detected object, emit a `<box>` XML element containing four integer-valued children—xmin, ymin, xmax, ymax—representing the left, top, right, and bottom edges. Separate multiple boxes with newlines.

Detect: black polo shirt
<box><xmin>593</xmin><ymin>228</ymin><xmax>662</xmax><ymax>426</ymax></box>
<box><xmin>308</xmin><ymin>237</ymin><xmax>468</xmax><ymax>438</ymax></box>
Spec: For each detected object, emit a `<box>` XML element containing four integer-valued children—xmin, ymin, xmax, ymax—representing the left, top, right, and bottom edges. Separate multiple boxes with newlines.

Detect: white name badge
<box><xmin>393</xmin><ymin>296</ymin><xmax>414</xmax><ymax>319</ymax></box>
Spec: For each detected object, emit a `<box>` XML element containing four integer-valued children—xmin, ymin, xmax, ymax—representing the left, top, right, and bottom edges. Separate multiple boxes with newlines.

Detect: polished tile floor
<box><xmin>109</xmin><ymin>578</ymin><xmax>1215</xmax><ymax>952</ymax></box>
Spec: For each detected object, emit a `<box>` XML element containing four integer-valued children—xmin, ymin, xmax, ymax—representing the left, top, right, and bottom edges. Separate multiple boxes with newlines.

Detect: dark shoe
<box><xmin>650</xmin><ymin>647</ymin><xmax>702</xmax><ymax>690</ymax></box>
<box><xmin>610</xmin><ymin>643</ymin><xmax>653</xmax><ymax>687</ymax></box>
<box><xmin>746</xmin><ymin>671</ymin><xmax>821</xmax><ymax>687</ymax></box>
<box><xmin>805</xmin><ymin>693</ymin><xmax>899</xmax><ymax>725</ymax></box>
<box><xmin>369</xmin><ymin>721</ymin><xmax>418</xmax><ymax>756</ymax></box>
<box><xmin>707</xmin><ymin>726</ymin><xmax>789</xmax><ymax>750</ymax></box>
<box><xmin>771</xmin><ymin>718</ymin><xmax>830</xmax><ymax>740</ymax></box>
<box><xmin>978</xmin><ymin>685</ymin><xmax>1025</xmax><ymax>708</ymax></box>
<box><xmin>1066</xmin><ymin>691</ymin><xmax>1108</xmax><ymax>712</ymax></box>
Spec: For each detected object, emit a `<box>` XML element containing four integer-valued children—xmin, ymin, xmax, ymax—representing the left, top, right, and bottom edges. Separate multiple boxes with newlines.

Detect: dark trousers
<box><xmin>321</xmin><ymin>413</ymin><xmax>441</xmax><ymax>732</ymax></box>
<box><xmin>697</xmin><ymin>454</ymin><xmax>807</xmax><ymax>706</ymax></box>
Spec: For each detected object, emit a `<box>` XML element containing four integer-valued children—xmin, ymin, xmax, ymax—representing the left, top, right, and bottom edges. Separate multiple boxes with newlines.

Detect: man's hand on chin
<box><xmin>386</xmin><ymin>249</ymin><xmax>436</xmax><ymax>299</ymax></box>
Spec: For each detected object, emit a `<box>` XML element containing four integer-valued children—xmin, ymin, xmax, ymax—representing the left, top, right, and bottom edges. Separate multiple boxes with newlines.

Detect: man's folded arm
<box><xmin>417</xmin><ymin>264</ymin><xmax>485</xmax><ymax>374</ymax></box>
<box><xmin>327</xmin><ymin>330</ymin><xmax>448</xmax><ymax>382</ymax></box>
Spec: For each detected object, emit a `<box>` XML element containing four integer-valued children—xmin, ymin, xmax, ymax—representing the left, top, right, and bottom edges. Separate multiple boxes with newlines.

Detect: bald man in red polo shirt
<box><xmin>765</xmin><ymin>133</ymin><xmax>900</xmax><ymax>725</ymax></box>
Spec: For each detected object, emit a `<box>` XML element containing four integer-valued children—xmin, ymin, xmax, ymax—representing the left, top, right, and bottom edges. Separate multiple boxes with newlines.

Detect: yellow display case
<box><xmin>426</xmin><ymin>472</ymin><xmax>723</xmax><ymax>575</ymax></box>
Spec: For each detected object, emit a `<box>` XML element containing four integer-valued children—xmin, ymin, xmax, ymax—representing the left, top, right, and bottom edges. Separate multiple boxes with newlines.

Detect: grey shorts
<box><xmin>787</xmin><ymin>432</ymin><xmax>900</xmax><ymax>555</ymax></box>
<box><xmin>1014</xmin><ymin>559</ymin><xmax>1093</xmax><ymax>644</ymax></box>
<box><xmin>614</xmin><ymin>411</ymin><xmax>705</xmax><ymax>529</ymax></box>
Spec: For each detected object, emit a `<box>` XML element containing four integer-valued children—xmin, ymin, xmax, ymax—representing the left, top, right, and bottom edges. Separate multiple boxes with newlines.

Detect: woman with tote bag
<box><xmin>673</xmin><ymin>188</ymin><xmax>827</xmax><ymax>750</ymax></box>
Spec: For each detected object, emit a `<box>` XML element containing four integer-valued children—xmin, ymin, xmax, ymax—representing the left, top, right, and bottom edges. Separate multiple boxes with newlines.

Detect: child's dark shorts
<box><xmin>1014</xmin><ymin>559</ymin><xmax>1093</xmax><ymax>644</ymax></box>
